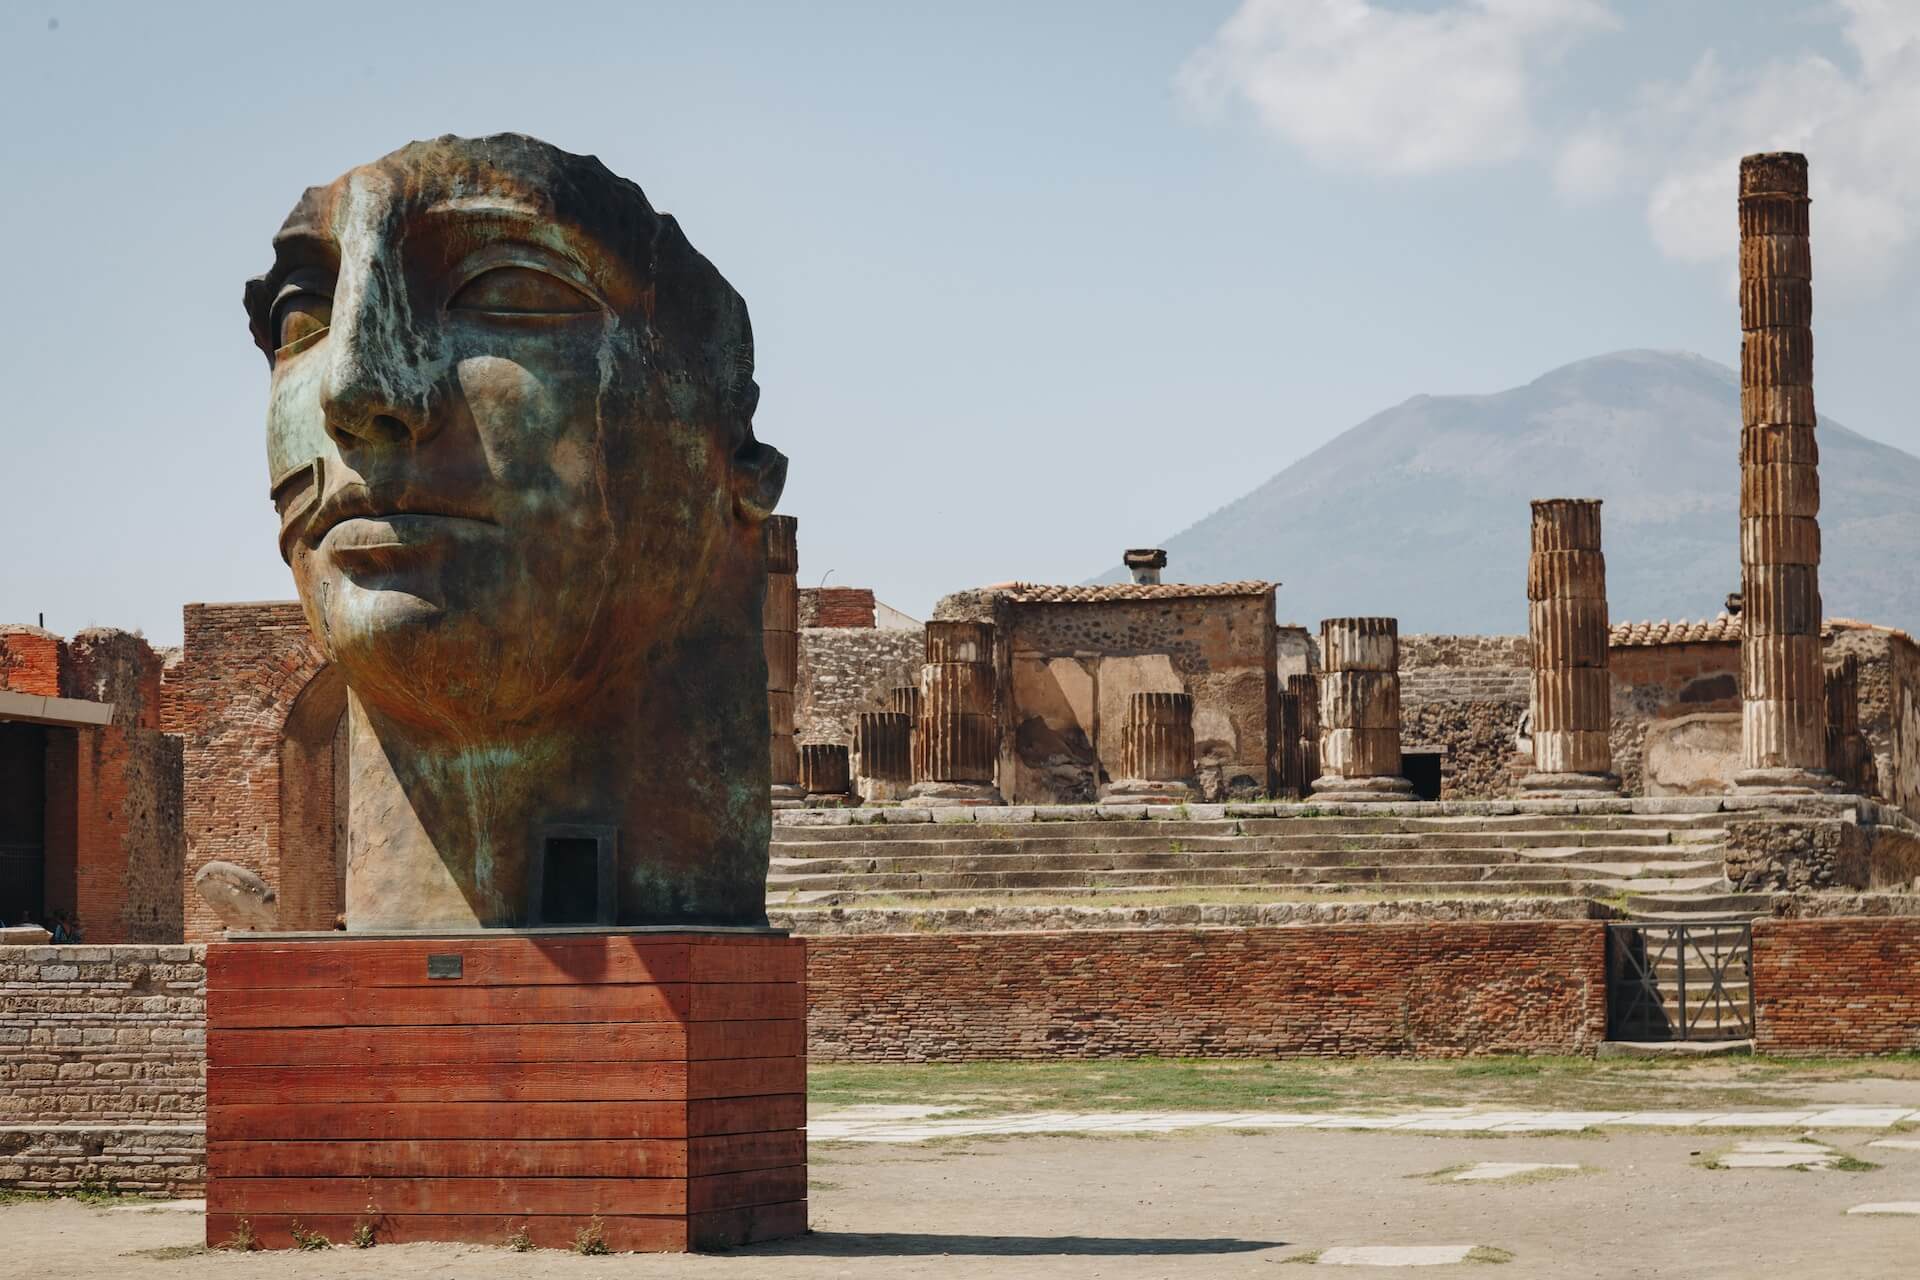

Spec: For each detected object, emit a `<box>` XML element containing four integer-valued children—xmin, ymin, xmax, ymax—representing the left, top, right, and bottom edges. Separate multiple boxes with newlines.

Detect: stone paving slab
<box><xmin>809</xmin><ymin>1106</ymin><xmax>1920</xmax><ymax>1143</ymax></box>
<box><xmin>1316</xmin><ymin>1245</ymin><xmax>1477</xmax><ymax>1266</ymax></box>
<box><xmin>1867</xmin><ymin>1138</ymin><xmax>1920</xmax><ymax>1151</ymax></box>
<box><xmin>1451</xmin><ymin>1162</ymin><xmax>1580</xmax><ymax>1181</ymax></box>
<box><xmin>1847</xmin><ymin>1202</ymin><xmax>1920</xmax><ymax>1216</ymax></box>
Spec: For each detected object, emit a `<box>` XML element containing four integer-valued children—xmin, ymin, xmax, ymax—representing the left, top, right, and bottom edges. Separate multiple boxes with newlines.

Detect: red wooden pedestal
<box><xmin>203</xmin><ymin>931</ymin><xmax>807</xmax><ymax>1252</ymax></box>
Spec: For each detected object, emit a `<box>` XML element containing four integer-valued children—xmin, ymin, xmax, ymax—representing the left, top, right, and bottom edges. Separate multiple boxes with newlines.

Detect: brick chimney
<box><xmin>1124</xmin><ymin>548</ymin><xmax>1167</xmax><ymax>585</ymax></box>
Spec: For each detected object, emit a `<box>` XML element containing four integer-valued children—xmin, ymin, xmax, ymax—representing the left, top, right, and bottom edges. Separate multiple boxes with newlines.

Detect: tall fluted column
<box><xmin>1312</xmin><ymin>618</ymin><xmax>1415</xmax><ymax>802</ymax></box>
<box><xmin>907</xmin><ymin>621</ymin><xmax>1003</xmax><ymax>806</ymax></box>
<box><xmin>1523</xmin><ymin>499</ymin><xmax>1619</xmax><ymax>795</ymax></box>
<box><xmin>854</xmin><ymin>710</ymin><xmax>914</xmax><ymax>803</ymax></box>
<box><xmin>1289</xmin><ymin>673</ymin><xmax>1320</xmax><ymax>798</ymax></box>
<box><xmin>1737</xmin><ymin>152</ymin><xmax>1833</xmax><ymax>792</ymax></box>
<box><xmin>1105</xmin><ymin>692</ymin><xmax>1195</xmax><ymax>802</ymax></box>
<box><xmin>887</xmin><ymin>685</ymin><xmax>925</xmax><ymax>784</ymax></box>
<box><xmin>765</xmin><ymin>516</ymin><xmax>805</xmax><ymax>807</ymax></box>
<box><xmin>800</xmin><ymin>742</ymin><xmax>852</xmax><ymax>804</ymax></box>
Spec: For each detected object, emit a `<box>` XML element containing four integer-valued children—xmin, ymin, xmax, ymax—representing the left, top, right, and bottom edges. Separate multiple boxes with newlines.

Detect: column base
<box><xmin>856</xmin><ymin>777</ymin><xmax>913</xmax><ymax>804</ymax></box>
<box><xmin>1733</xmin><ymin>767</ymin><xmax>1843</xmax><ymax>795</ymax></box>
<box><xmin>805</xmin><ymin>792</ymin><xmax>857</xmax><ymax>808</ymax></box>
<box><xmin>1100</xmin><ymin>780</ymin><xmax>1194</xmax><ymax>804</ymax></box>
<box><xmin>205</xmin><ymin>931</ymin><xmax>807</xmax><ymax>1253</ymax></box>
<box><xmin>1519</xmin><ymin>771</ymin><xmax>1620</xmax><ymax>797</ymax></box>
<box><xmin>904</xmin><ymin>781</ymin><xmax>1005</xmax><ymax>807</ymax></box>
<box><xmin>770</xmin><ymin>783</ymin><xmax>808</xmax><ymax>810</ymax></box>
<box><xmin>1308</xmin><ymin>774</ymin><xmax>1419</xmax><ymax>803</ymax></box>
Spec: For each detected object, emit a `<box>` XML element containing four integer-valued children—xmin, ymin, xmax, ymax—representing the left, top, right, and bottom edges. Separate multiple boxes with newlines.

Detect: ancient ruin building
<box><xmin>1523</xmin><ymin>499</ymin><xmax>1619</xmax><ymax>794</ymax></box>
<box><xmin>909</xmin><ymin>620</ymin><xmax>1003</xmax><ymax>806</ymax></box>
<box><xmin>1737</xmin><ymin>151</ymin><xmax>1832</xmax><ymax>791</ymax></box>
<box><xmin>0</xmin><ymin>625</ymin><xmax>182</xmax><ymax>942</ymax></box>
<box><xmin>766</xmin><ymin>515</ymin><xmax>804</xmax><ymax>807</ymax></box>
<box><xmin>1313</xmin><ymin>618</ymin><xmax>1416</xmax><ymax>801</ymax></box>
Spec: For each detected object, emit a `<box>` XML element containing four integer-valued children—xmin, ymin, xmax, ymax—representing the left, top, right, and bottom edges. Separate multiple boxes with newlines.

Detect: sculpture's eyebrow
<box><xmin>268</xmin><ymin>227</ymin><xmax>338</xmax><ymax>275</ymax></box>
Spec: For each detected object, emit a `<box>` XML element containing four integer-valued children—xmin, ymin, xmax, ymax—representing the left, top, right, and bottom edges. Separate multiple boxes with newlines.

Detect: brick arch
<box><xmin>278</xmin><ymin>663</ymin><xmax>347</xmax><ymax>930</ymax></box>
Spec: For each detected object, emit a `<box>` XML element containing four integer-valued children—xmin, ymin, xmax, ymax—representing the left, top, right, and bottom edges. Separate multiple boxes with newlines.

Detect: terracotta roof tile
<box><xmin>997</xmin><ymin>581</ymin><xmax>1276</xmax><ymax>605</ymax></box>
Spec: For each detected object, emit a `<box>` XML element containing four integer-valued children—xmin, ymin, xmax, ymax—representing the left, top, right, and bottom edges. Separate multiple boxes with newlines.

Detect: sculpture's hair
<box><xmin>242</xmin><ymin>133</ymin><xmax>762</xmax><ymax>455</ymax></box>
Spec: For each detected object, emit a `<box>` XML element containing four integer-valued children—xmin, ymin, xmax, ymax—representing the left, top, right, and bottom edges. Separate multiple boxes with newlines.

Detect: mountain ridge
<box><xmin>1095</xmin><ymin>350</ymin><xmax>1920</xmax><ymax>634</ymax></box>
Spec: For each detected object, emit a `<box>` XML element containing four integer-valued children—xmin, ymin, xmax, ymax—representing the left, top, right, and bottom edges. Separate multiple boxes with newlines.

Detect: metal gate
<box><xmin>1606</xmin><ymin>922</ymin><xmax>1755</xmax><ymax>1042</ymax></box>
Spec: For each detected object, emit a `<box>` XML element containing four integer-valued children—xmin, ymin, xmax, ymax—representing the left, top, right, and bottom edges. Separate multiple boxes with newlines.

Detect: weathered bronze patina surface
<box><xmin>247</xmin><ymin>134</ymin><xmax>786</xmax><ymax>929</ymax></box>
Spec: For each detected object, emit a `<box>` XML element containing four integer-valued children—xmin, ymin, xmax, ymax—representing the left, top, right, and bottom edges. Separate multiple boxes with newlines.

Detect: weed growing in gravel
<box><xmin>506</xmin><ymin>1225</ymin><xmax>534</xmax><ymax>1252</ymax></box>
<box><xmin>573</xmin><ymin>1216</ymin><xmax>610</xmax><ymax>1255</ymax></box>
<box><xmin>288</xmin><ymin>1220</ymin><xmax>332</xmax><ymax>1250</ymax></box>
<box><xmin>220</xmin><ymin>1218</ymin><xmax>257</xmax><ymax>1251</ymax></box>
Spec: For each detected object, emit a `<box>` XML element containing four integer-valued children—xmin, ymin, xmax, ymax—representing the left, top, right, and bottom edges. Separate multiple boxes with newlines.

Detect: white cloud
<box><xmin>1177</xmin><ymin>0</ymin><xmax>1617</xmax><ymax>176</ymax></box>
<box><xmin>1602</xmin><ymin>5</ymin><xmax>1920</xmax><ymax>288</ymax></box>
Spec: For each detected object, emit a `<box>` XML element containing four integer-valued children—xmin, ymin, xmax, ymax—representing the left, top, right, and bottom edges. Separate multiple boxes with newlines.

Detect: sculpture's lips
<box><xmin>308</xmin><ymin>484</ymin><xmax>497</xmax><ymax>548</ymax></box>
<box><xmin>321</xmin><ymin>514</ymin><xmax>497</xmax><ymax>567</ymax></box>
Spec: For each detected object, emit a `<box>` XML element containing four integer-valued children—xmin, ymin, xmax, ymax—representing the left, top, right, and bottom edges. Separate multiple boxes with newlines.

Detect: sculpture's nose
<box><xmin>320</xmin><ymin>258</ymin><xmax>434</xmax><ymax>452</ymax></box>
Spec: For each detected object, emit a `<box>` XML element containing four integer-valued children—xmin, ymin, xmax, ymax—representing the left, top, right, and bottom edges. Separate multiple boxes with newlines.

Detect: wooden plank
<box><xmin>209</xmin><ymin>1023</ymin><xmax>692</xmax><ymax>1068</ymax></box>
<box><xmin>689</xmin><ymin>1199</ymin><xmax>809</xmax><ymax>1249</ymax></box>
<box><xmin>204</xmin><ymin>1212</ymin><xmax>692</xmax><ymax>1253</ymax></box>
<box><xmin>206</xmin><ymin>1101</ymin><xmax>695</xmax><ymax>1142</ymax></box>
<box><xmin>687</xmin><ymin>1131</ymin><xmax>805</xmax><ymax>1177</ymax></box>
<box><xmin>209</xmin><ymin>1175</ymin><xmax>690</xmax><ymax>1216</ymax></box>
<box><xmin>688</xmin><ymin>1019</ymin><xmax>805</xmax><ymax>1061</ymax></box>
<box><xmin>688</xmin><ymin>982</ymin><xmax>803</xmax><ymax>1022</ymax></box>
<box><xmin>686</xmin><ymin>939</ymin><xmax>805</xmax><ymax>984</ymax></box>
<box><xmin>207</xmin><ymin>938</ymin><xmax>695</xmax><ymax>989</ymax></box>
<box><xmin>207</xmin><ymin>982</ymin><xmax>691</xmax><ymax>1029</ymax></box>
<box><xmin>689</xmin><ymin>1094</ymin><xmax>805</xmax><ymax>1137</ymax></box>
<box><xmin>209</xmin><ymin>1061</ymin><xmax>692</xmax><ymax>1105</ymax></box>
<box><xmin>688</xmin><ymin>1165</ymin><xmax>807</xmax><ymax>1212</ymax></box>
<box><xmin>688</xmin><ymin>1056</ymin><xmax>807</xmax><ymax>1100</ymax></box>
<box><xmin>208</xmin><ymin>1139</ymin><xmax>691</xmax><ymax>1180</ymax></box>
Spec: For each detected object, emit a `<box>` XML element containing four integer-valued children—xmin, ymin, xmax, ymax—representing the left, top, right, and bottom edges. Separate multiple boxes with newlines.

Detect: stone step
<box><xmin>766</xmin><ymin>864</ymin><xmax>1671</xmax><ymax>893</ymax></box>
<box><xmin>767</xmin><ymin>882</ymin><xmax>1602</xmax><ymax>905</ymax></box>
<box><xmin>772</xmin><ymin>815</ymin><xmax>1730</xmax><ymax>843</ymax></box>
<box><xmin>1623</xmin><ymin>891</ymin><xmax>1777</xmax><ymax>919</ymax></box>
<box><xmin>771</xmin><ymin>831</ymin><xmax>1717</xmax><ymax>858</ymax></box>
<box><xmin>769</xmin><ymin>850</ymin><xmax>1724</xmax><ymax>877</ymax></box>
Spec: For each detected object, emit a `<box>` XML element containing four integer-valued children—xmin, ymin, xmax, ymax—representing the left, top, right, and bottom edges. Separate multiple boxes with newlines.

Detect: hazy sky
<box><xmin>3</xmin><ymin>1</ymin><xmax>1915</xmax><ymax>643</ymax></box>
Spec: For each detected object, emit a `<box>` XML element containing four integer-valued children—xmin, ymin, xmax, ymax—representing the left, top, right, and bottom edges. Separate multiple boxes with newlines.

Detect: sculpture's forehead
<box><xmin>270</xmin><ymin>136</ymin><xmax>653</xmax><ymax>268</ymax></box>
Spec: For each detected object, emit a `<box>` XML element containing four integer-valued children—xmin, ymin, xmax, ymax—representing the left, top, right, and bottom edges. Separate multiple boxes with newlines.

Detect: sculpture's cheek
<box><xmin>265</xmin><ymin>352</ymin><xmax>335</xmax><ymax>483</ymax></box>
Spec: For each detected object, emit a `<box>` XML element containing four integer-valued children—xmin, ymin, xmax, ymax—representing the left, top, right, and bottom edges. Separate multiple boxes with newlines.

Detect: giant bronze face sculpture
<box><xmin>248</xmin><ymin>135</ymin><xmax>785</xmax><ymax>930</ymax></box>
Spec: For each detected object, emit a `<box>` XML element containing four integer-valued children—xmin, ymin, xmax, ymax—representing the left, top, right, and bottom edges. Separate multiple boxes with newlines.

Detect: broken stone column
<box><xmin>800</xmin><ymin>742</ymin><xmax>852</xmax><ymax>805</ymax></box>
<box><xmin>1737</xmin><ymin>152</ymin><xmax>1833</xmax><ymax>792</ymax></box>
<box><xmin>1289</xmin><ymin>673</ymin><xmax>1320</xmax><ymax>798</ymax></box>
<box><xmin>854</xmin><ymin>710</ymin><xmax>914</xmax><ymax>803</ymax></box>
<box><xmin>886</xmin><ymin>685</ymin><xmax>925</xmax><ymax>783</ymax></box>
<box><xmin>907</xmin><ymin>620</ymin><xmax>1003</xmax><ymax>806</ymax></box>
<box><xmin>765</xmin><ymin>515</ymin><xmax>805</xmax><ymax>808</ymax></box>
<box><xmin>1312</xmin><ymin>618</ymin><xmax>1416</xmax><ymax>802</ymax></box>
<box><xmin>1824</xmin><ymin>655</ymin><xmax>1875</xmax><ymax>795</ymax></box>
<box><xmin>1105</xmin><ymin>692</ymin><xmax>1195</xmax><ymax>803</ymax></box>
<box><xmin>1522</xmin><ymin>498</ymin><xmax>1620</xmax><ymax>795</ymax></box>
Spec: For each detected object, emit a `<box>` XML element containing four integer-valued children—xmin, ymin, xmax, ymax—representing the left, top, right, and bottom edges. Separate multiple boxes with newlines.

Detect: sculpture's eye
<box><xmin>449</xmin><ymin>266</ymin><xmax>597</xmax><ymax>316</ymax></box>
<box><xmin>273</xmin><ymin>294</ymin><xmax>332</xmax><ymax>353</ymax></box>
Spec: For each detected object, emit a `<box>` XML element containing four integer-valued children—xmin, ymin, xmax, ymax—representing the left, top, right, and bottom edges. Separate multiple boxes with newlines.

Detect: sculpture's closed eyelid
<box><xmin>445</xmin><ymin>245</ymin><xmax>607</xmax><ymax>316</ymax></box>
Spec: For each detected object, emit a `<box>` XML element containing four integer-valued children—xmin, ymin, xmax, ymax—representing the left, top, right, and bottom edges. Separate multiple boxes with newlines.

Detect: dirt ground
<box><xmin>12</xmin><ymin>1122</ymin><xmax>1918</xmax><ymax>1278</ymax></box>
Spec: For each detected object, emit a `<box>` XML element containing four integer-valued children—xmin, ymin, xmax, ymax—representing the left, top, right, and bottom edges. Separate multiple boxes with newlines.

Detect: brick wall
<box><xmin>806</xmin><ymin>923</ymin><xmax>1607</xmax><ymax>1060</ymax></box>
<box><xmin>1752</xmin><ymin>918</ymin><xmax>1920</xmax><ymax>1055</ymax></box>
<box><xmin>795</xmin><ymin>625</ymin><xmax>925</xmax><ymax>747</ymax></box>
<box><xmin>166</xmin><ymin>602</ymin><xmax>332</xmax><ymax>941</ymax></box>
<box><xmin>0</xmin><ymin>625</ymin><xmax>62</xmax><ymax>695</ymax></box>
<box><xmin>0</xmin><ymin>944</ymin><xmax>207</xmax><ymax>1195</ymax></box>
<box><xmin>799</xmin><ymin>587</ymin><xmax>877</xmax><ymax>629</ymax></box>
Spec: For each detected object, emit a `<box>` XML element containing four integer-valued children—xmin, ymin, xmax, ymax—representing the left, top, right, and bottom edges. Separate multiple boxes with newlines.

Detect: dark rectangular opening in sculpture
<box><xmin>531</xmin><ymin>825</ymin><xmax>618</xmax><ymax>926</ymax></box>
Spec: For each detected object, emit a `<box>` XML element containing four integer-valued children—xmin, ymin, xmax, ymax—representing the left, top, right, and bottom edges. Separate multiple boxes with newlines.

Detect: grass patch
<box><xmin>810</xmin><ymin>1053</ymin><xmax>1920</xmax><ymax>1118</ymax></box>
<box><xmin>1281</xmin><ymin>1247</ymin><xmax>1324</xmax><ymax>1264</ymax></box>
<box><xmin>124</xmin><ymin>1244</ymin><xmax>208</xmax><ymax>1261</ymax></box>
<box><xmin>1828</xmin><ymin>1155</ymin><xmax>1880</xmax><ymax>1172</ymax></box>
<box><xmin>1469</xmin><ymin>1245</ymin><xmax>1516</xmax><ymax>1263</ymax></box>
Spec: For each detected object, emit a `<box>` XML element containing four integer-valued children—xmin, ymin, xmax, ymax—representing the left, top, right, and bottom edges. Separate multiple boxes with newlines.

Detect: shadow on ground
<box><xmin>734</xmin><ymin>1232</ymin><xmax>1286</xmax><ymax>1257</ymax></box>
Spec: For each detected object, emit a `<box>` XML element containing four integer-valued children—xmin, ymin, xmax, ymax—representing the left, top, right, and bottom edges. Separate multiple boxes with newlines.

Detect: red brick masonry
<box><xmin>203</xmin><ymin>933</ymin><xmax>807</xmax><ymax>1251</ymax></box>
<box><xmin>1753</xmin><ymin>918</ymin><xmax>1920</xmax><ymax>1055</ymax></box>
<box><xmin>806</xmin><ymin>922</ymin><xmax>1609</xmax><ymax>1060</ymax></box>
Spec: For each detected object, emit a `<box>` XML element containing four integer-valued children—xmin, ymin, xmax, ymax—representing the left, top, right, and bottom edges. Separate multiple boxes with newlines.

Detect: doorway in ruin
<box><xmin>279</xmin><ymin>666</ymin><xmax>349</xmax><ymax>930</ymax></box>
<box><xmin>0</xmin><ymin>723</ymin><xmax>46</xmax><ymax>925</ymax></box>
<box><xmin>1402</xmin><ymin>751</ymin><xmax>1443</xmax><ymax>802</ymax></box>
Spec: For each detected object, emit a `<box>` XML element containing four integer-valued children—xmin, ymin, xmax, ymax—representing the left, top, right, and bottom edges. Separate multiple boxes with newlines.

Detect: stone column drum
<box><xmin>886</xmin><ymin>685</ymin><xmax>925</xmax><ymax>784</ymax></box>
<box><xmin>1105</xmin><ymin>691</ymin><xmax>1195</xmax><ymax>803</ymax></box>
<box><xmin>1312</xmin><ymin>618</ymin><xmax>1415</xmax><ymax>802</ymax></box>
<box><xmin>765</xmin><ymin>516</ymin><xmax>805</xmax><ymax>807</ymax></box>
<box><xmin>800</xmin><ymin>742</ymin><xmax>852</xmax><ymax>805</ymax></box>
<box><xmin>907</xmin><ymin>620</ymin><xmax>1003</xmax><ymax>806</ymax></box>
<box><xmin>1824</xmin><ymin>655</ymin><xmax>1873</xmax><ymax>795</ymax></box>
<box><xmin>1522</xmin><ymin>499</ymin><xmax>1619</xmax><ymax>794</ymax></box>
<box><xmin>854</xmin><ymin>710</ymin><xmax>913</xmax><ymax>803</ymax></box>
<box><xmin>1736</xmin><ymin>152</ymin><xmax>1833</xmax><ymax>792</ymax></box>
<box><xmin>1289</xmin><ymin>673</ymin><xmax>1320</xmax><ymax>798</ymax></box>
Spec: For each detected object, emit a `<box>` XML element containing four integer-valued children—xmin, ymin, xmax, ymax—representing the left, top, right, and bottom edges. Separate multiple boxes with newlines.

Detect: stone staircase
<box><xmin>769</xmin><ymin>804</ymin><xmax>1767</xmax><ymax>919</ymax></box>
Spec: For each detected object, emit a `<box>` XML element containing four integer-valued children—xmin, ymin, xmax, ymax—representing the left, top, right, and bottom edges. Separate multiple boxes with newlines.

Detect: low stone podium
<box><xmin>205</xmin><ymin>930</ymin><xmax>806</xmax><ymax>1251</ymax></box>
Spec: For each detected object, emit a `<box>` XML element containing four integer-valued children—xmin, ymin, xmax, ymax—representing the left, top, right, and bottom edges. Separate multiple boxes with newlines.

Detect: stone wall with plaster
<box><xmin>1399</xmin><ymin>634</ymin><xmax>1531</xmax><ymax>799</ymax></box>
<box><xmin>794</xmin><ymin>625</ymin><xmax>925</xmax><ymax>747</ymax></box>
